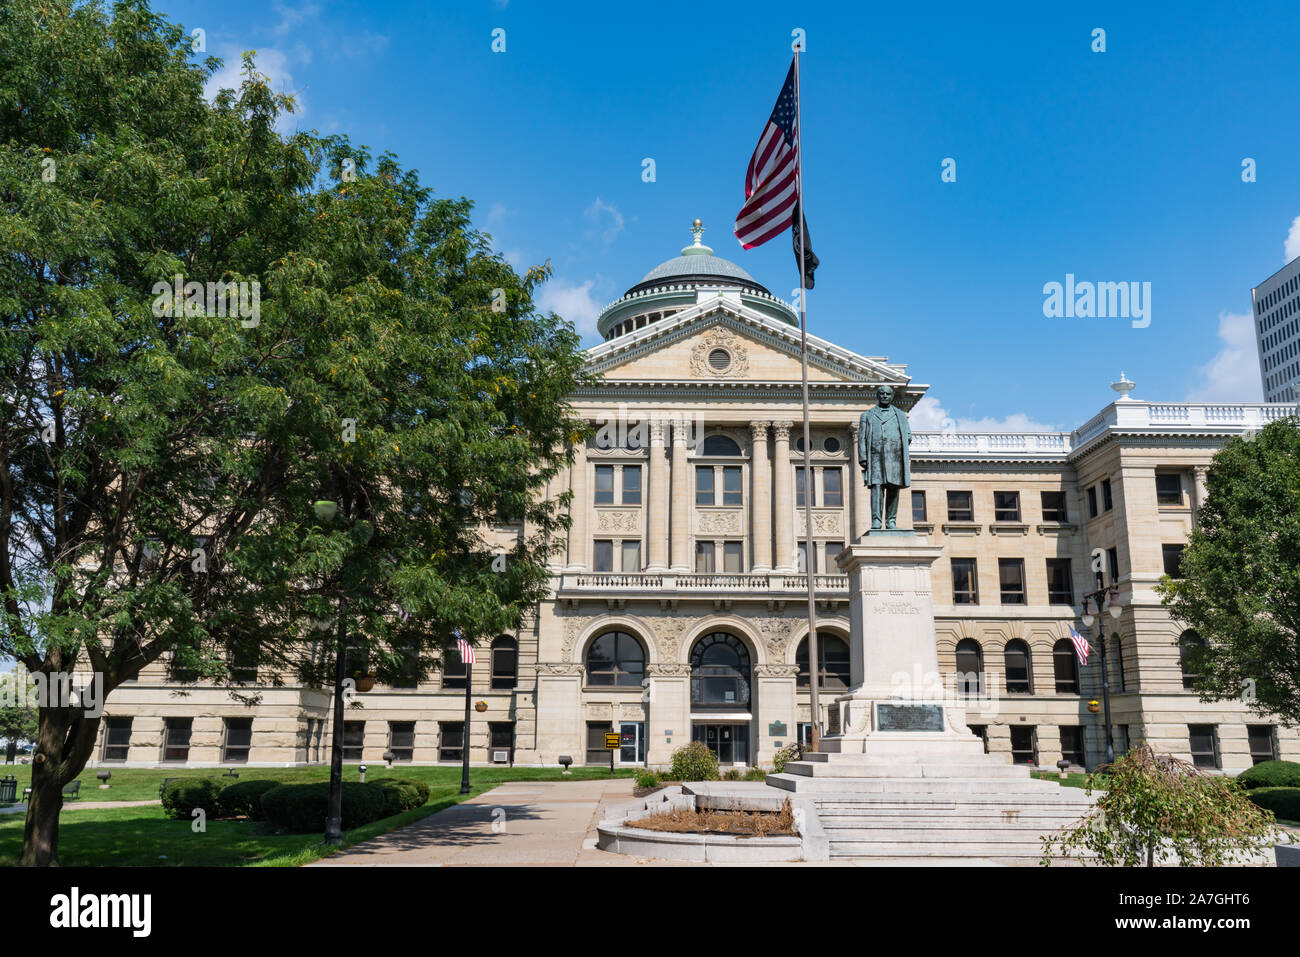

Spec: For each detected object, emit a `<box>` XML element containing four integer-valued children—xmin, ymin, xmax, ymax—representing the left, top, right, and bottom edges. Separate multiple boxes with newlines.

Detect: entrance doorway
<box><xmin>691</xmin><ymin>723</ymin><xmax>750</xmax><ymax>765</ymax></box>
<box><xmin>618</xmin><ymin>721</ymin><xmax>645</xmax><ymax>765</ymax></box>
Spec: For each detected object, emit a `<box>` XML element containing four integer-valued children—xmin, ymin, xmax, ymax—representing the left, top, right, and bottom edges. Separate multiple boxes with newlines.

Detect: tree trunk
<box><xmin>20</xmin><ymin>752</ymin><xmax>64</xmax><ymax>866</ymax></box>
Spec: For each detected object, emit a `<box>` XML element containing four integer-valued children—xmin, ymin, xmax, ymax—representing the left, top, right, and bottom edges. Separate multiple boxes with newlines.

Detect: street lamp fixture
<box><xmin>1081</xmin><ymin>580</ymin><xmax>1123</xmax><ymax>767</ymax></box>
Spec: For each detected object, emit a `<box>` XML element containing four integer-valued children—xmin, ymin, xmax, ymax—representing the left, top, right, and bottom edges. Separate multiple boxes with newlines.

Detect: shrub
<box><xmin>260</xmin><ymin>782</ymin><xmax>388</xmax><ymax>833</ymax></box>
<box><xmin>633</xmin><ymin>768</ymin><xmax>661</xmax><ymax>789</ymax></box>
<box><xmin>668</xmin><ymin>741</ymin><xmax>719</xmax><ymax>782</ymax></box>
<box><xmin>1247</xmin><ymin>787</ymin><xmax>1300</xmax><ymax>822</ymax></box>
<box><xmin>374</xmin><ymin>779</ymin><xmax>430</xmax><ymax>817</ymax></box>
<box><xmin>216</xmin><ymin>779</ymin><xmax>281</xmax><ymax>821</ymax></box>
<box><xmin>742</xmin><ymin>767</ymin><xmax>767</xmax><ymax>782</ymax></box>
<box><xmin>722</xmin><ymin>768</ymin><xmax>743</xmax><ymax>781</ymax></box>
<box><xmin>160</xmin><ymin>778</ymin><xmax>223</xmax><ymax>820</ymax></box>
<box><xmin>1236</xmin><ymin>760</ymin><xmax>1300</xmax><ymax>791</ymax></box>
<box><xmin>772</xmin><ymin>742</ymin><xmax>803</xmax><ymax>774</ymax></box>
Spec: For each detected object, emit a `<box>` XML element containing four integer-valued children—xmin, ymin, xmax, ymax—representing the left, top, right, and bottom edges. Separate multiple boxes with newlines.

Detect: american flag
<box><xmin>456</xmin><ymin>636</ymin><xmax>477</xmax><ymax>666</ymax></box>
<box><xmin>1069</xmin><ymin>625</ymin><xmax>1091</xmax><ymax>665</ymax></box>
<box><xmin>734</xmin><ymin>59</ymin><xmax>801</xmax><ymax>251</ymax></box>
<box><xmin>398</xmin><ymin>607</ymin><xmax>409</xmax><ymax>623</ymax></box>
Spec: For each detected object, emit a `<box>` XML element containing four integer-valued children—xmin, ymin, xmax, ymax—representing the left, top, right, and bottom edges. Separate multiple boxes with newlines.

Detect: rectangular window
<box><xmin>1188</xmin><ymin>724</ymin><xmax>1220</xmax><ymax>769</ymax></box>
<box><xmin>621</xmin><ymin>465</ymin><xmax>641</xmax><ymax>505</ymax></box>
<box><xmin>797</xmin><ymin>541</ymin><xmax>816</xmax><ymax>574</ymax></box>
<box><xmin>439</xmin><ymin>722</ymin><xmax>465</xmax><ymax>763</ymax></box>
<box><xmin>621</xmin><ymin>539</ymin><xmax>641</xmax><ymax>572</ymax></box>
<box><xmin>101</xmin><ymin>717</ymin><xmax>133</xmax><ymax>762</ymax></box>
<box><xmin>912</xmin><ymin>490</ymin><xmax>928</xmax><ymax>523</ymax></box>
<box><xmin>795</xmin><ymin>467</ymin><xmax>812</xmax><ymax>507</ymax></box>
<box><xmin>1247</xmin><ymin>725</ymin><xmax>1279</xmax><ymax>765</ymax></box>
<box><xmin>593</xmin><ymin>539</ymin><xmax>613</xmax><ymax>572</ymax></box>
<box><xmin>695</xmin><ymin>540</ymin><xmax>715</xmax><ymax>574</ymax></box>
<box><xmin>1156</xmin><ymin>473</ymin><xmax>1183</xmax><ymax>506</ymax></box>
<box><xmin>586</xmin><ymin>721</ymin><xmax>613</xmax><ymax>765</ymax></box>
<box><xmin>968</xmin><ymin>724</ymin><xmax>989</xmax><ymax>754</ymax></box>
<box><xmin>342</xmin><ymin>721</ymin><xmax>365</xmax><ymax>761</ymax></box>
<box><xmin>1087</xmin><ymin>486</ymin><xmax>1098</xmax><ymax>518</ymax></box>
<box><xmin>998</xmin><ymin>558</ymin><xmax>1026</xmax><ymax>604</ymax></box>
<box><xmin>594</xmin><ymin>465</ymin><xmax>615</xmax><ymax>505</ymax></box>
<box><xmin>1162</xmin><ymin>544</ymin><xmax>1185</xmax><ymax>578</ymax></box>
<box><xmin>1040</xmin><ymin>490</ymin><xmax>1067</xmax><ymax>522</ymax></box>
<box><xmin>1101</xmin><ymin>478</ymin><xmax>1113</xmax><ymax>512</ymax></box>
<box><xmin>695</xmin><ymin>466</ymin><xmax>715</xmax><ymax>506</ymax></box>
<box><xmin>722</xmin><ymin>466</ymin><xmax>742</xmax><ymax>506</ymax></box>
<box><xmin>946</xmin><ymin>490</ymin><xmax>973</xmax><ymax>522</ymax></box>
<box><xmin>1116</xmin><ymin>725</ymin><xmax>1130</xmax><ymax>757</ymax></box>
<box><xmin>393</xmin><ymin>641</ymin><xmax>420</xmax><ymax>689</ymax></box>
<box><xmin>1046</xmin><ymin>558</ymin><xmax>1074</xmax><ymax>605</ymax></box>
<box><xmin>951</xmin><ymin>558</ymin><xmax>979</xmax><ymax>604</ymax></box>
<box><xmin>723</xmin><ymin>541</ymin><xmax>743</xmax><ymax>573</ymax></box>
<box><xmin>1059</xmin><ymin>726</ymin><xmax>1085</xmax><ymax>766</ymax></box>
<box><xmin>489</xmin><ymin>722</ymin><xmax>515</xmax><ymax>762</ymax></box>
<box><xmin>228</xmin><ymin>641</ymin><xmax>258</xmax><ymax>684</ymax></box>
<box><xmin>1010</xmin><ymin>726</ymin><xmax>1038</xmax><ymax>765</ymax></box>
<box><xmin>389</xmin><ymin>721</ymin><xmax>415</xmax><ymax>762</ymax></box>
<box><xmin>822</xmin><ymin>468</ymin><xmax>843</xmax><ymax>507</ymax></box>
<box><xmin>442</xmin><ymin>648</ymin><xmax>468</xmax><ymax>689</ymax></box>
<box><xmin>994</xmin><ymin>491</ymin><xmax>1021</xmax><ymax>521</ymax></box>
<box><xmin>161</xmin><ymin>718</ymin><xmax>192</xmax><ymax>763</ymax></box>
<box><xmin>1107</xmin><ymin>547</ymin><xmax>1120</xmax><ymax>585</ymax></box>
<box><xmin>222</xmin><ymin>717</ymin><xmax>253</xmax><ymax>763</ymax></box>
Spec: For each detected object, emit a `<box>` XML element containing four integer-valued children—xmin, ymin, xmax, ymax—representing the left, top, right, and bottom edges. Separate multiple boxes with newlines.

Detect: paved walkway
<box><xmin>0</xmin><ymin>799</ymin><xmax>161</xmax><ymax>815</ymax></box>
<box><xmin>310</xmin><ymin>779</ymin><xmax>701</xmax><ymax>867</ymax></box>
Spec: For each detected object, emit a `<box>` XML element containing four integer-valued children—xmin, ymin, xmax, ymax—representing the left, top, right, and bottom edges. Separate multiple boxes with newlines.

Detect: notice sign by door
<box><xmin>603</xmin><ymin>732</ymin><xmax>622</xmax><ymax>750</ymax></box>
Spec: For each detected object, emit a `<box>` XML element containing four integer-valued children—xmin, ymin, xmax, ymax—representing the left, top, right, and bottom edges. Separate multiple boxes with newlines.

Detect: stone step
<box><xmin>820</xmin><ymin>822</ymin><xmax>1075</xmax><ymax>838</ymax></box>
<box><xmin>767</xmin><ymin>774</ymin><xmax>1086</xmax><ymax>795</ymax></box>
<box><xmin>802</xmin><ymin>750</ymin><xmax>1003</xmax><ymax>765</ymax></box>
<box><xmin>783</xmin><ymin>759</ymin><xmax>1028</xmax><ymax>779</ymax></box>
<box><xmin>829</xmin><ymin>840</ymin><xmax>1059</xmax><ymax>858</ymax></box>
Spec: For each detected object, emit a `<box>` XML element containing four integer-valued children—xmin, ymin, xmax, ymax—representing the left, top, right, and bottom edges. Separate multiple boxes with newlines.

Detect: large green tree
<box><xmin>1</xmin><ymin>0</ymin><xmax>589</xmax><ymax>864</ymax></box>
<box><xmin>1157</xmin><ymin>417</ymin><xmax>1300</xmax><ymax>724</ymax></box>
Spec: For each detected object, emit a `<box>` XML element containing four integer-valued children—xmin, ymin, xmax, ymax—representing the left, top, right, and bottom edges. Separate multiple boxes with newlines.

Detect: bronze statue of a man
<box><xmin>857</xmin><ymin>385</ymin><xmax>911</xmax><ymax>531</ymax></box>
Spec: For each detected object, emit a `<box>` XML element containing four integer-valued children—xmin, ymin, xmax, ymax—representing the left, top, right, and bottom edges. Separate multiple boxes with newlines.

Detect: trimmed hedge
<box><xmin>668</xmin><ymin>741</ymin><xmax>720</xmax><ymax>782</ymax></box>
<box><xmin>160</xmin><ymin>778</ymin><xmax>223</xmax><ymax>820</ymax></box>
<box><xmin>1246</xmin><ymin>787</ymin><xmax>1300</xmax><ymax>822</ymax></box>
<box><xmin>260</xmin><ymin>782</ymin><xmax>388</xmax><ymax>833</ymax></box>
<box><xmin>216</xmin><ymin>779</ymin><xmax>281</xmax><ymax>821</ymax></box>
<box><xmin>374</xmin><ymin>778</ymin><xmax>430</xmax><ymax>817</ymax></box>
<box><xmin>1236</xmin><ymin>760</ymin><xmax>1300</xmax><ymax>791</ymax></box>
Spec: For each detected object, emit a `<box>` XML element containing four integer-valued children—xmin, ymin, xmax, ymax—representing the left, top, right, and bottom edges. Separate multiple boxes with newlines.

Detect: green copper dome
<box><xmin>624</xmin><ymin>220</ymin><xmax>770</xmax><ymax>297</ymax></box>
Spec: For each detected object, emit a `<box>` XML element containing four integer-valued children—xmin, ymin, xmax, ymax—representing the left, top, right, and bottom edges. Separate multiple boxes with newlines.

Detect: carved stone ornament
<box><xmin>537</xmin><ymin>662</ymin><xmax>585</xmax><ymax>676</ymax></box>
<box><xmin>697</xmin><ymin>510</ymin><xmax>742</xmax><ymax>534</ymax></box>
<box><xmin>596</xmin><ymin>510</ymin><xmax>640</xmax><ymax>532</ymax></box>
<box><xmin>690</xmin><ymin>326</ymin><xmax>751</xmax><ymax>378</ymax></box>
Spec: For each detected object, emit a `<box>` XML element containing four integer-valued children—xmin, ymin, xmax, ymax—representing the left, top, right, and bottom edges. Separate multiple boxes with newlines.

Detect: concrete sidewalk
<box><xmin>310</xmin><ymin>779</ymin><xmax>703</xmax><ymax>867</ymax></box>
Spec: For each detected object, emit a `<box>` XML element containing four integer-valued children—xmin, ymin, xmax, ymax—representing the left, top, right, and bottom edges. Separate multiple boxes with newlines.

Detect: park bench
<box><xmin>18</xmin><ymin>779</ymin><xmax>81</xmax><ymax>802</ymax></box>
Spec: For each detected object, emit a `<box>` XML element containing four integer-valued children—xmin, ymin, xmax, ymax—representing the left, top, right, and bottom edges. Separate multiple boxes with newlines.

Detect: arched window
<box><xmin>1004</xmin><ymin>639</ymin><xmax>1032</xmax><ymax>694</ymax></box>
<box><xmin>701</xmin><ymin>434</ymin><xmax>742</xmax><ymax>456</ymax></box>
<box><xmin>796</xmin><ymin>633</ymin><xmax>851</xmax><ymax>692</ymax></box>
<box><xmin>1053</xmin><ymin>639</ymin><xmax>1079</xmax><ymax>693</ymax></box>
<box><xmin>491</xmin><ymin>636</ymin><xmax>517</xmax><ymax>690</ymax></box>
<box><xmin>690</xmin><ymin>632</ymin><xmax>751</xmax><ymax>709</ymax></box>
<box><xmin>1179</xmin><ymin>629</ymin><xmax>1203</xmax><ymax>691</ymax></box>
<box><xmin>585</xmin><ymin>632</ymin><xmax>646</xmax><ymax>688</ymax></box>
<box><xmin>1110</xmin><ymin>633</ymin><xmax>1125</xmax><ymax>692</ymax></box>
<box><xmin>955</xmin><ymin>638</ymin><xmax>984</xmax><ymax>695</ymax></box>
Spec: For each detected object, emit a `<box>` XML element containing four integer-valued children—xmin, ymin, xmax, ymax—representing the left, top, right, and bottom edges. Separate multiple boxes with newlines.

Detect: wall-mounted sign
<box><xmin>768</xmin><ymin>721</ymin><xmax>788</xmax><ymax>736</ymax></box>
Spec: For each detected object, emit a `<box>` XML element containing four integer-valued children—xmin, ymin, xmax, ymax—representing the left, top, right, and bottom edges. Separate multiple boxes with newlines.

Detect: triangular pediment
<box><xmin>584</xmin><ymin>299</ymin><xmax>911</xmax><ymax>391</ymax></box>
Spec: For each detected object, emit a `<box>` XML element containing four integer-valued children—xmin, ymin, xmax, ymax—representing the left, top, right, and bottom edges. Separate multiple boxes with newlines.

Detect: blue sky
<box><xmin>168</xmin><ymin>0</ymin><xmax>1300</xmax><ymax>431</ymax></box>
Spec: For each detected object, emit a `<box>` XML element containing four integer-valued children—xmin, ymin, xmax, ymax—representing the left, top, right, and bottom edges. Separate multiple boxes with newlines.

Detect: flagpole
<box><xmin>793</xmin><ymin>49</ymin><xmax>822</xmax><ymax>753</ymax></box>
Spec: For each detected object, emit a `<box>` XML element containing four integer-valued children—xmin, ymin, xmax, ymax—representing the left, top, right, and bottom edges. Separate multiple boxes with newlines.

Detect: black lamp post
<box><xmin>314</xmin><ymin>496</ymin><xmax>372</xmax><ymax>845</ymax></box>
<box><xmin>460</xmin><ymin>645</ymin><xmax>473</xmax><ymax>795</ymax></box>
<box><xmin>1081</xmin><ymin>571</ymin><xmax>1124</xmax><ymax>766</ymax></box>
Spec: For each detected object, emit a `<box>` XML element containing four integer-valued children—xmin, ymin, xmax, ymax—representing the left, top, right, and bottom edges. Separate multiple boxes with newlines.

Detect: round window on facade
<box><xmin>708</xmin><ymin>348</ymin><xmax>732</xmax><ymax>373</ymax></box>
<box><xmin>823</xmin><ymin>436</ymin><xmax>841</xmax><ymax>453</ymax></box>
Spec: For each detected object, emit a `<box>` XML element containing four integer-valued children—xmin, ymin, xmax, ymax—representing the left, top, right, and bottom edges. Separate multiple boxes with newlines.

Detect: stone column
<box><xmin>772</xmin><ymin>420</ymin><xmax>795</xmax><ymax>572</ymax></box>
<box><xmin>566</xmin><ymin>437</ymin><xmax>588</xmax><ymax>571</ymax></box>
<box><xmin>669</xmin><ymin>416</ymin><xmax>692</xmax><ymax>572</ymax></box>
<box><xmin>848</xmin><ymin>421</ymin><xmax>870</xmax><ymax>541</ymax></box>
<box><xmin>647</xmin><ymin>419</ymin><xmax>669</xmax><ymax>571</ymax></box>
<box><xmin>749</xmin><ymin>421</ymin><xmax>772</xmax><ymax>573</ymax></box>
<box><xmin>1191</xmin><ymin>465</ymin><xmax>1209</xmax><ymax>518</ymax></box>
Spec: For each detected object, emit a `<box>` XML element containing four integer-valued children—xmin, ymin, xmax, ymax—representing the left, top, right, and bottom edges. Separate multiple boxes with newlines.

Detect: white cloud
<box><xmin>204</xmin><ymin>47</ymin><xmax>306</xmax><ymax>133</ymax></box>
<box><xmin>1186</xmin><ymin>311</ymin><xmax>1263</xmax><ymax>402</ymax></box>
<box><xmin>537</xmin><ymin>277</ymin><xmax>604</xmax><ymax>336</ymax></box>
<box><xmin>272</xmin><ymin>1</ymin><xmax>321</xmax><ymax>36</ymax></box>
<box><xmin>485</xmin><ymin>202</ymin><xmax>508</xmax><ymax>227</ymax></box>
<box><xmin>1285</xmin><ymin>215</ymin><xmax>1300</xmax><ymax>264</ymax></box>
<box><xmin>909</xmin><ymin>395</ymin><xmax>1059</xmax><ymax>432</ymax></box>
<box><xmin>584</xmin><ymin>197</ymin><xmax>624</xmax><ymax>246</ymax></box>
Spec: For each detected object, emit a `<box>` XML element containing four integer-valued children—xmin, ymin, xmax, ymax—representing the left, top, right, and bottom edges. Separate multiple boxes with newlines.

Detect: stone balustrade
<box><xmin>558</xmin><ymin>571</ymin><xmax>849</xmax><ymax>596</ymax></box>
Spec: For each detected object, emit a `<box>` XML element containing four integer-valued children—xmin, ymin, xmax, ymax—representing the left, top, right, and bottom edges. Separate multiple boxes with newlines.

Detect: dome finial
<box><xmin>682</xmin><ymin>218</ymin><xmax>713</xmax><ymax>257</ymax></box>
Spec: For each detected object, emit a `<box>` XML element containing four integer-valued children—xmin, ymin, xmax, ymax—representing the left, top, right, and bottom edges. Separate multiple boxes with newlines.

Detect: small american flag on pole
<box><xmin>398</xmin><ymin>607</ymin><xmax>409</xmax><ymax>623</ymax></box>
<box><xmin>734</xmin><ymin>59</ymin><xmax>800</xmax><ymax>250</ymax></box>
<box><xmin>456</xmin><ymin>635</ymin><xmax>477</xmax><ymax>665</ymax></box>
<box><xmin>1068</xmin><ymin>625</ymin><xmax>1091</xmax><ymax>666</ymax></box>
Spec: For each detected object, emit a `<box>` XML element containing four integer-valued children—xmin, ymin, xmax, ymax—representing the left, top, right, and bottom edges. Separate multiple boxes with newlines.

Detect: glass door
<box><xmin>618</xmin><ymin>721</ymin><xmax>645</xmax><ymax>765</ymax></box>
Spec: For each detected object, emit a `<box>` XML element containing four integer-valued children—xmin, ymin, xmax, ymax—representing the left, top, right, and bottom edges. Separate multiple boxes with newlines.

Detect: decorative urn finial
<box><xmin>1111</xmin><ymin>371</ymin><xmax>1136</xmax><ymax>400</ymax></box>
<box><xmin>682</xmin><ymin>218</ymin><xmax>713</xmax><ymax>257</ymax></box>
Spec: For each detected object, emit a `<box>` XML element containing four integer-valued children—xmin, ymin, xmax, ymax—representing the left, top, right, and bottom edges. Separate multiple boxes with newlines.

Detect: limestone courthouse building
<box><xmin>94</xmin><ymin>223</ymin><xmax>1299</xmax><ymax>774</ymax></box>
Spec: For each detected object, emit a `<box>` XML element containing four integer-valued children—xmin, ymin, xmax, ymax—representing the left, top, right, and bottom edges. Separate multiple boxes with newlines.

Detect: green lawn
<box><xmin>0</xmin><ymin>765</ymin><xmax>637</xmax><ymax>866</ymax></box>
<box><xmin>0</xmin><ymin>763</ymin><xmax>636</xmax><ymax>803</ymax></box>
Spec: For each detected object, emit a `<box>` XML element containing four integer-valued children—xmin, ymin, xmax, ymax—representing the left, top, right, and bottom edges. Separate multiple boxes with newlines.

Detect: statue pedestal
<box><xmin>826</xmin><ymin>531</ymin><xmax>976</xmax><ymax>755</ymax></box>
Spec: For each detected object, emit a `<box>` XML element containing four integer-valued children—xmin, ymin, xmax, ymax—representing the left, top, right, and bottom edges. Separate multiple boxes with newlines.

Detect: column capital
<box><xmin>749</xmin><ymin>420</ymin><xmax>771</xmax><ymax>442</ymax></box>
<box><xmin>649</xmin><ymin>419</ymin><xmax>666</xmax><ymax>444</ymax></box>
<box><xmin>772</xmin><ymin>420</ymin><xmax>793</xmax><ymax>441</ymax></box>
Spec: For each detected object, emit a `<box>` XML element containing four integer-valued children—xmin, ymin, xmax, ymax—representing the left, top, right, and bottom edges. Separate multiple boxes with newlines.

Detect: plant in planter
<box><xmin>352</xmin><ymin>670</ymin><xmax>376</xmax><ymax>692</ymax></box>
